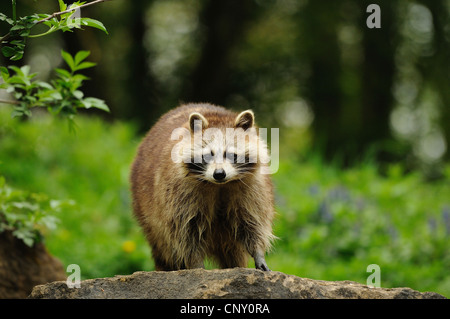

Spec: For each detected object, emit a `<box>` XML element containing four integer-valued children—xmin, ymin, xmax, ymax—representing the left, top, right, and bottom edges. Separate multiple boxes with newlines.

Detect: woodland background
<box><xmin>0</xmin><ymin>0</ymin><xmax>449</xmax><ymax>297</ymax></box>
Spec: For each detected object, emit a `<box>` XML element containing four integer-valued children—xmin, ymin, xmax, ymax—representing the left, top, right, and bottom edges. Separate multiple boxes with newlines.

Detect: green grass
<box><xmin>0</xmin><ymin>109</ymin><xmax>448</xmax><ymax>297</ymax></box>
<box><xmin>0</xmin><ymin>110</ymin><xmax>153</xmax><ymax>278</ymax></box>
<box><xmin>270</xmin><ymin>159</ymin><xmax>450</xmax><ymax>296</ymax></box>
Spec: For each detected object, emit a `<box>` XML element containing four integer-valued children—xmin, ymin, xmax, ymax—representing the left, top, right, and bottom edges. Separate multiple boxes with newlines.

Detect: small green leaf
<box><xmin>70</xmin><ymin>73</ymin><xmax>89</xmax><ymax>82</ymax></box>
<box><xmin>73</xmin><ymin>90</ymin><xmax>84</xmax><ymax>99</ymax></box>
<box><xmin>13</xmin><ymin>91</ymin><xmax>22</xmax><ymax>99</ymax></box>
<box><xmin>10</xmin><ymin>40</ymin><xmax>25</xmax><ymax>48</ymax></box>
<box><xmin>19</xmin><ymin>65</ymin><xmax>31</xmax><ymax>76</ymax></box>
<box><xmin>12</xmin><ymin>228</ymin><xmax>35</xmax><ymax>247</ymax></box>
<box><xmin>80</xmin><ymin>18</ymin><xmax>108</xmax><ymax>34</ymax></box>
<box><xmin>37</xmin><ymin>89</ymin><xmax>62</xmax><ymax>102</ymax></box>
<box><xmin>74</xmin><ymin>50</ymin><xmax>90</xmax><ymax>65</ymax></box>
<box><xmin>10</xmin><ymin>24</ymin><xmax>25</xmax><ymax>31</ymax></box>
<box><xmin>1</xmin><ymin>46</ymin><xmax>17</xmax><ymax>58</ymax></box>
<box><xmin>8</xmin><ymin>65</ymin><xmax>22</xmax><ymax>75</ymax></box>
<box><xmin>7</xmin><ymin>65</ymin><xmax>33</xmax><ymax>86</ymax></box>
<box><xmin>82</xmin><ymin>97</ymin><xmax>110</xmax><ymax>112</ymax></box>
<box><xmin>35</xmin><ymin>81</ymin><xmax>54</xmax><ymax>90</ymax></box>
<box><xmin>11</xmin><ymin>108</ymin><xmax>24</xmax><ymax>118</ymax></box>
<box><xmin>74</xmin><ymin>61</ymin><xmax>96</xmax><ymax>72</ymax></box>
<box><xmin>19</xmin><ymin>29</ymin><xmax>31</xmax><ymax>37</ymax></box>
<box><xmin>10</xmin><ymin>52</ymin><xmax>24</xmax><ymax>61</ymax></box>
<box><xmin>58</xmin><ymin>0</ymin><xmax>67</xmax><ymax>11</ymax></box>
<box><xmin>20</xmin><ymin>65</ymin><xmax>31</xmax><ymax>77</ymax></box>
<box><xmin>0</xmin><ymin>13</ymin><xmax>14</xmax><ymax>25</ymax></box>
<box><xmin>0</xmin><ymin>67</ymin><xmax>10</xmax><ymax>81</ymax></box>
<box><xmin>22</xmin><ymin>236</ymin><xmax>35</xmax><ymax>247</ymax></box>
<box><xmin>54</xmin><ymin>68</ymin><xmax>72</xmax><ymax>79</ymax></box>
<box><xmin>61</xmin><ymin>50</ymin><xmax>75</xmax><ymax>72</ymax></box>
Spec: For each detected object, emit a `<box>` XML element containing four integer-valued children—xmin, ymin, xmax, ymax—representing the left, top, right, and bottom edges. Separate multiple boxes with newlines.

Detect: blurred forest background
<box><xmin>0</xmin><ymin>0</ymin><xmax>449</xmax><ymax>297</ymax></box>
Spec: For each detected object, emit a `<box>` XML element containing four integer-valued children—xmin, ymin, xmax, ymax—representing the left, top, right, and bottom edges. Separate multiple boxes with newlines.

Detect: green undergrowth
<box><xmin>0</xmin><ymin>109</ymin><xmax>448</xmax><ymax>297</ymax></box>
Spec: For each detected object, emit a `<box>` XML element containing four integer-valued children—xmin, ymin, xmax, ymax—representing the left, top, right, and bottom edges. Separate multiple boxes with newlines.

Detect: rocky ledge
<box><xmin>28</xmin><ymin>268</ymin><xmax>446</xmax><ymax>299</ymax></box>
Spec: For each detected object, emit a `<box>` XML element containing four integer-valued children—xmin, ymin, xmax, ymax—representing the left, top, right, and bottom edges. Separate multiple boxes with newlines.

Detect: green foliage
<box><xmin>0</xmin><ymin>175</ymin><xmax>72</xmax><ymax>247</ymax></box>
<box><xmin>0</xmin><ymin>13</ymin><xmax>35</xmax><ymax>61</ymax></box>
<box><xmin>0</xmin><ymin>1</ymin><xmax>110</xmax><ymax>121</ymax></box>
<box><xmin>0</xmin><ymin>2</ymin><xmax>110</xmax><ymax>251</ymax></box>
<box><xmin>0</xmin><ymin>109</ymin><xmax>150</xmax><ymax>278</ymax></box>
<box><xmin>0</xmin><ymin>1</ymin><xmax>108</xmax><ymax>61</ymax></box>
<box><xmin>270</xmin><ymin>155</ymin><xmax>450</xmax><ymax>297</ymax></box>
<box><xmin>0</xmin><ymin>50</ymin><xmax>109</xmax><ymax>120</ymax></box>
<box><xmin>32</xmin><ymin>1</ymin><xmax>108</xmax><ymax>39</ymax></box>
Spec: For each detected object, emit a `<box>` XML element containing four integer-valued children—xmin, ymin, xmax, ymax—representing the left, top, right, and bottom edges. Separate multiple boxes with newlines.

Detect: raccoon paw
<box><xmin>254</xmin><ymin>256</ymin><xmax>271</xmax><ymax>271</ymax></box>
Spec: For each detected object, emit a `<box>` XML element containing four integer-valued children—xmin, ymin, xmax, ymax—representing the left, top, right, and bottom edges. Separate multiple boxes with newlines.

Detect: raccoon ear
<box><xmin>189</xmin><ymin>112</ymin><xmax>209</xmax><ymax>132</ymax></box>
<box><xmin>235</xmin><ymin>110</ymin><xmax>254</xmax><ymax>130</ymax></box>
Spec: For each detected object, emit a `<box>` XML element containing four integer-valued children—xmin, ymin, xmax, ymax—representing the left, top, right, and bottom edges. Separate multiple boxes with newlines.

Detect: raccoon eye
<box><xmin>225</xmin><ymin>152</ymin><xmax>238</xmax><ymax>163</ymax></box>
<box><xmin>203</xmin><ymin>150</ymin><xmax>213</xmax><ymax>164</ymax></box>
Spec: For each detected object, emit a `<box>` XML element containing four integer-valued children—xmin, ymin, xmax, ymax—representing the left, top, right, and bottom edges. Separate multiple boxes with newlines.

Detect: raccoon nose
<box><xmin>213</xmin><ymin>168</ymin><xmax>226</xmax><ymax>181</ymax></box>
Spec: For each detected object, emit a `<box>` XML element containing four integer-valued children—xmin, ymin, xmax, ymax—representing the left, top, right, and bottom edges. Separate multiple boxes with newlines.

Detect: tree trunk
<box><xmin>417</xmin><ymin>0</ymin><xmax>450</xmax><ymax>161</ymax></box>
<box><xmin>180</xmin><ymin>0</ymin><xmax>260</xmax><ymax>105</ymax></box>
<box><xmin>300</xmin><ymin>1</ymin><xmax>344</xmax><ymax>160</ymax></box>
<box><xmin>357</xmin><ymin>0</ymin><xmax>398</xmax><ymax>160</ymax></box>
<box><xmin>301</xmin><ymin>1</ymin><xmax>398</xmax><ymax>162</ymax></box>
<box><xmin>0</xmin><ymin>231</ymin><xmax>66</xmax><ymax>298</ymax></box>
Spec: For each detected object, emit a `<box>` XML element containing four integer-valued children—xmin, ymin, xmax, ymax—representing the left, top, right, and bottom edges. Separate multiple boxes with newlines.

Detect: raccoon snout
<box><xmin>213</xmin><ymin>168</ymin><xmax>226</xmax><ymax>181</ymax></box>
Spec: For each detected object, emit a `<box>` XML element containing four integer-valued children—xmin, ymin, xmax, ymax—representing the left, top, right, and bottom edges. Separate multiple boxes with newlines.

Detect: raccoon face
<box><xmin>185</xmin><ymin>110</ymin><xmax>260</xmax><ymax>184</ymax></box>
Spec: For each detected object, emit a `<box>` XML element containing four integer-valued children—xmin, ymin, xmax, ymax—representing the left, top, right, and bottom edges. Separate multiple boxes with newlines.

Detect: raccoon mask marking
<box><xmin>184</xmin><ymin>110</ymin><xmax>261</xmax><ymax>184</ymax></box>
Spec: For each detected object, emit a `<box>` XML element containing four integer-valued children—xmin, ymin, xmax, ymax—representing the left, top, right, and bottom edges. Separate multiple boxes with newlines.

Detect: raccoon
<box><xmin>130</xmin><ymin>103</ymin><xmax>276</xmax><ymax>271</ymax></box>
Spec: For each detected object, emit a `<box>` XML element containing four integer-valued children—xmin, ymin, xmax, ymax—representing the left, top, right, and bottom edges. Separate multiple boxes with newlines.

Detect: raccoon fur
<box><xmin>130</xmin><ymin>103</ymin><xmax>276</xmax><ymax>271</ymax></box>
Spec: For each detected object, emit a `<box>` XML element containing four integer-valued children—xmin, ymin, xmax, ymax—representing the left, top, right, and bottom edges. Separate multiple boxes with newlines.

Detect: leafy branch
<box><xmin>0</xmin><ymin>0</ymin><xmax>110</xmax><ymax>61</ymax></box>
<box><xmin>0</xmin><ymin>1</ymin><xmax>111</xmax><ymax>246</ymax></box>
<box><xmin>0</xmin><ymin>175</ymin><xmax>74</xmax><ymax>247</ymax></box>
<box><xmin>0</xmin><ymin>1</ymin><xmax>111</xmax><ymax>122</ymax></box>
<box><xmin>36</xmin><ymin>0</ymin><xmax>112</xmax><ymax>24</ymax></box>
<box><xmin>0</xmin><ymin>50</ymin><xmax>109</xmax><ymax>120</ymax></box>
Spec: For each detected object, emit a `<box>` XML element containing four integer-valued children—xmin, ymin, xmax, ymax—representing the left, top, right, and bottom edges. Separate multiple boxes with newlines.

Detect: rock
<box><xmin>28</xmin><ymin>268</ymin><xmax>446</xmax><ymax>299</ymax></box>
<box><xmin>0</xmin><ymin>230</ymin><xmax>66</xmax><ymax>299</ymax></box>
